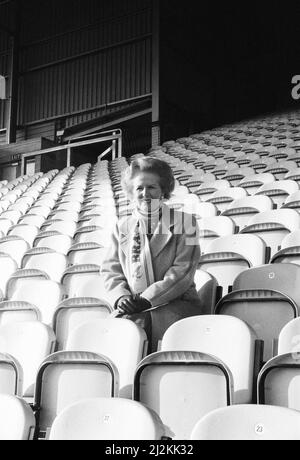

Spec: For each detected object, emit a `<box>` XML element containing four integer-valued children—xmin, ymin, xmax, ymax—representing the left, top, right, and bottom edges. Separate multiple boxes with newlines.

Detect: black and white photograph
<box><xmin>0</xmin><ymin>0</ymin><xmax>300</xmax><ymax>443</ymax></box>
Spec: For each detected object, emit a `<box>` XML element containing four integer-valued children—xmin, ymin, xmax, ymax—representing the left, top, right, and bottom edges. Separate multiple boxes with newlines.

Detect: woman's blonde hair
<box><xmin>121</xmin><ymin>157</ymin><xmax>175</xmax><ymax>199</ymax></box>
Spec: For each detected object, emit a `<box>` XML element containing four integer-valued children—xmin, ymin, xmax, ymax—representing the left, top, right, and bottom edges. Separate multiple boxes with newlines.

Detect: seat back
<box><xmin>134</xmin><ymin>350</ymin><xmax>233</xmax><ymax>440</ymax></box>
<box><xmin>49</xmin><ymin>397</ymin><xmax>166</xmax><ymax>440</ymax></box>
<box><xmin>66</xmin><ymin>319</ymin><xmax>148</xmax><ymax>398</ymax></box>
<box><xmin>190</xmin><ymin>404</ymin><xmax>300</xmax><ymax>440</ymax></box>
<box><xmin>22</xmin><ymin>248</ymin><xmax>67</xmax><ymax>283</ymax></box>
<box><xmin>9</xmin><ymin>279</ymin><xmax>65</xmax><ymax>325</ymax></box>
<box><xmin>233</xmin><ymin>263</ymin><xmax>300</xmax><ymax>312</ymax></box>
<box><xmin>35</xmin><ymin>351</ymin><xmax>118</xmax><ymax>435</ymax></box>
<box><xmin>215</xmin><ymin>289</ymin><xmax>297</xmax><ymax>361</ymax></box>
<box><xmin>278</xmin><ymin>317</ymin><xmax>300</xmax><ymax>355</ymax></box>
<box><xmin>0</xmin><ymin>394</ymin><xmax>36</xmax><ymax>440</ymax></box>
<box><xmin>199</xmin><ymin>234</ymin><xmax>266</xmax><ymax>292</ymax></box>
<box><xmin>53</xmin><ymin>297</ymin><xmax>113</xmax><ymax>350</ymax></box>
<box><xmin>161</xmin><ymin>315</ymin><xmax>256</xmax><ymax>404</ymax></box>
<box><xmin>0</xmin><ymin>321</ymin><xmax>56</xmax><ymax>397</ymax></box>
<box><xmin>258</xmin><ymin>353</ymin><xmax>300</xmax><ymax>410</ymax></box>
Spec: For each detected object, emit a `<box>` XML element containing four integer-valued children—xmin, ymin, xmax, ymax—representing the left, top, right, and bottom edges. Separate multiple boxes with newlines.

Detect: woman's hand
<box><xmin>115</xmin><ymin>295</ymin><xmax>152</xmax><ymax>315</ymax></box>
<box><xmin>116</xmin><ymin>295</ymin><xmax>137</xmax><ymax>315</ymax></box>
<box><xmin>134</xmin><ymin>295</ymin><xmax>152</xmax><ymax>312</ymax></box>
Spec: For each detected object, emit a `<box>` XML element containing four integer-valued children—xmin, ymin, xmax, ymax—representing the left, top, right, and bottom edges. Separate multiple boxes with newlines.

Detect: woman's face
<box><xmin>132</xmin><ymin>171</ymin><xmax>163</xmax><ymax>212</ymax></box>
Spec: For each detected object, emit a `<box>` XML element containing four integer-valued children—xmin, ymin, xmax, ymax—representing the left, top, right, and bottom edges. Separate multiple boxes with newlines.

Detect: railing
<box><xmin>20</xmin><ymin>128</ymin><xmax>122</xmax><ymax>175</ymax></box>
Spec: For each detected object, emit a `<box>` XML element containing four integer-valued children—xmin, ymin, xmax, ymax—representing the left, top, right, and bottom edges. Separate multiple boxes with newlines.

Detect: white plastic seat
<box><xmin>53</xmin><ymin>297</ymin><xmax>113</xmax><ymax>350</ymax></box>
<box><xmin>9</xmin><ymin>278</ymin><xmax>65</xmax><ymax>325</ymax></box>
<box><xmin>258</xmin><ymin>353</ymin><xmax>300</xmax><ymax>411</ymax></box>
<box><xmin>215</xmin><ymin>288</ymin><xmax>297</xmax><ymax>362</ymax></box>
<box><xmin>0</xmin><ymin>394</ymin><xmax>36</xmax><ymax>440</ymax></box>
<box><xmin>0</xmin><ymin>321</ymin><xmax>56</xmax><ymax>397</ymax></box>
<box><xmin>74</xmin><ymin>226</ymin><xmax>110</xmax><ymax>247</ymax></box>
<box><xmin>8</xmin><ymin>224</ymin><xmax>39</xmax><ymax>247</ymax></box>
<box><xmin>0</xmin><ymin>210</ymin><xmax>22</xmax><ymax>225</ymax></box>
<box><xmin>135</xmin><ymin>314</ymin><xmax>257</xmax><ymax>439</ymax></box>
<box><xmin>282</xmin><ymin>190</ymin><xmax>300</xmax><ymax>212</ymax></box>
<box><xmin>40</xmin><ymin>220</ymin><xmax>77</xmax><ymax>238</ymax></box>
<box><xmin>0</xmin><ymin>218</ymin><xmax>14</xmax><ymax>235</ymax></box>
<box><xmin>241</xmin><ymin>209</ymin><xmax>300</xmax><ymax>258</ymax></box>
<box><xmin>239</xmin><ymin>173</ymin><xmax>275</xmax><ymax>195</ymax></box>
<box><xmin>207</xmin><ymin>188</ymin><xmax>248</xmax><ymax>213</ymax></box>
<box><xmin>199</xmin><ymin>234</ymin><xmax>267</xmax><ymax>293</ymax></box>
<box><xmin>198</xmin><ymin>216</ymin><xmax>236</xmax><ymax>253</ymax></box>
<box><xmin>19</xmin><ymin>214</ymin><xmax>46</xmax><ymax>228</ymax></box>
<box><xmin>265</xmin><ymin>160</ymin><xmax>298</xmax><ymax>180</ymax></box>
<box><xmin>190</xmin><ymin>405</ymin><xmax>300</xmax><ymax>440</ymax></box>
<box><xmin>47</xmin><ymin>210</ymin><xmax>79</xmax><ymax>222</ymax></box>
<box><xmin>22</xmin><ymin>248</ymin><xmax>67</xmax><ymax>283</ymax></box>
<box><xmin>61</xmin><ymin>264</ymin><xmax>106</xmax><ymax>300</ymax></box>
<box><xmin>29</xmin><ymin>205</ymin><xmax>52</xmax><ymax>219</ymax></box>
<box><xmin>0</xmin><ymin>352</ymin><xmax>22</xmax><ymax>395</ymax></box>
<box><xmin>161</xmin><ymin>316</ymin><xmax>257</xmax><ymax>404</ymax></box>
<box><xmin>255</xmin><ymin>180</ymin><xmax>299</xmax><ymax>208</ymax></box>
<box><xmin>34</xmin><ymin>351</ymin><xmax>119</xmax><ymax>437</ymax></box>
<box><xmin>0</xmin><ymin>300</ymin><xmax>40</xmax><ymax>325</ymax></box>
<box><xmin>194</xmin><ymin>270</ymin><xmax>219</xmax><ymax>314</ymax></box>
<box><xmin>49</xmin><ymin>397</ymin><xmax>166</xmax><ymax>440</ymax></box>
<box><xmin>66</xmin><ymin>318</ymin><xmax>148</xmax><ymax>398</ymax></box>
<box><xmin>67</xmin><ymin>243</ymin><xmax>106</xmax><ymax>266</ymax></box>
<box><xmin>134</xmin><ymin>350</ymin><xmax>232</xmax><ymax>440</ymax></box>
<box><xmin>33</xmin><ymin>231</ymin><xmax>73</xmax><ymax>255</ymax></box>
<box><xmin>222</xmin><ymin>195</ymin><xmax>274</xmax><ymax>230</ymax></box>
<box><xmin>195</xmin><ymin>180</ymin><xmax>231</xmax><ymax>202</ymax></box>
<box><xmin>0</xmin><ymin>236</ymin><xmax>30</xmax><ymax>267</ymax></box>
<box><xmin>278</xmin><ymin>317</ymin><xmax>300</xmax><ymax>355</ymax></box>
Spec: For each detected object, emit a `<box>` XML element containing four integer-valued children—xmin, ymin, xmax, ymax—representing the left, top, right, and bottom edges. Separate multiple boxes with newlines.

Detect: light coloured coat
<box><xmin>100</xmin><ymin>205</ymin><xmax>201</xmax><ymax>308</ymax></box>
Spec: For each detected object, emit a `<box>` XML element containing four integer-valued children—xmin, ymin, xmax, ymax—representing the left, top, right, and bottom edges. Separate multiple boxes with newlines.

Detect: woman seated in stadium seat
<box><xmin>101</xmin><ymin>157</ymin><xmax>202</xmax><ymax>352</ymax></box>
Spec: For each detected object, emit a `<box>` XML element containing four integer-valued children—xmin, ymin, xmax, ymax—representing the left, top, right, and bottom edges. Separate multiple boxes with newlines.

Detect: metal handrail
<box><xmin>20</xmin><ymin>129</ymin><xmax>122</xmax><ymax>175</ymax></box>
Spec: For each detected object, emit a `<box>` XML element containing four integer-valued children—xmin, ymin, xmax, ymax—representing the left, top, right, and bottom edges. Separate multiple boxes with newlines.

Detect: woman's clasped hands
<box><xmin>116</xmin><ymin>294</ymin><xmax>151</xmax><ymax>316</ymax></box>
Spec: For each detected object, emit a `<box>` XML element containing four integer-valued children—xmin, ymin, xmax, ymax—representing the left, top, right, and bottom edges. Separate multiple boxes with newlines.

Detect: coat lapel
<box><xmin>150</xmin><ymin>205</ymin><xmax>174</xmax><ymax>258</ymax></box>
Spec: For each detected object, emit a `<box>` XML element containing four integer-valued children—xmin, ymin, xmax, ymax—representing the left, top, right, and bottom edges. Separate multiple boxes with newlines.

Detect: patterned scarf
<box><xmin>127</xmin><ymin>203</ymin><xmax>162</xmax><ymax>294</ymax></box>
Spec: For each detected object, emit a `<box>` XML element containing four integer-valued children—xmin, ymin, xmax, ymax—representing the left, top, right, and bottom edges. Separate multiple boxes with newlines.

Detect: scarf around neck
<box><xmin>126</xmin><ymin>203</ymin><xmax>162</xmax><ymax>294</ymax></box>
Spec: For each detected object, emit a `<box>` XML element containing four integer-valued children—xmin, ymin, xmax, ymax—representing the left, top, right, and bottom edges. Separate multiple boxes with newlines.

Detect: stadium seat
<box><xmin>21</xmin><ymin>248</ymin><xmax>67</xmax><ymax>283</ymax></box>
<box><xmin>240</xmin><ymin>209</ymin><xmax>300</xmax><ymax>258</ymax></box>
<box><xmin>221</xmin><ymin>195</ymin><xmax>274</xmax><ymax>230</ymax></box>
<box><xmin>134</xmin><ymin>350</ymin><xmax>232</xmax><ymax>440</ymax></box>
<box><xmin>61</xmin><ymin>264</ymin><xmax>105</xmax><ymax>300</ymax></box>
<box><xmin>0</xmin><ymin>321</ymin><xmax>56</xmax><ymax>397</ymax></box>
<box><xmin>282</xmin><ymin>190</ymin><xmax>300</xmax><ymax>211</ymax></box>
<box><xmin>198</xmin><ymin>216</ymin><xmax>236</xmax><ymax>253</ymax></box>
<box><xmin>53</xmin><ymin>297</ymin><xmax>113</xmax><ymax>350</ymax></box>
<box><xmin>0</xmin><ymin>352</ymin><xmax>22</xmax><ymax>395</ymax></box>
<box><xmin>48</xmin><ymin>397</ymin><xmax>166</xmax><ymax>440</ymax></box>
<box><xmin>0</xmin><ymin>301</ymin><xmax>40</xmax><ymax>325</ymax></box>
<box><xmin>0</xmin><ymin>394</ymin><xmax>36</xmax><ymax>440</ymax></box>
<box><xmin>198</xmin><ymin>234</ymin><xmax>267</xmax><ymax>293</ymax></box>
<box><xmin>207</xmin><ymin>187</ymin><xmax>248</xmax><ymax>213</ymax></box>
<box><xmin>0</xmin><ymin>252</ymin><xmax>18</xmax><ymax>297</ymax></box>
<box><xmin>66</xmin><ymin>318</ymin><xmax>148</xmax><ymax>398</ymax></box>
<box><xmin>232</xmin><ymin>263</ymin><xmax>300</xmax><ymax>311</ymax></box>
<box><xmin>215</xmin><ymin>289</ymin><xmax>297</xmax><ymax>362</ymax></box>
<box><xmin>257</xmin><ymin>353</ymin><xmax>300</xmax><ymax>411</ymax></box>
<box><xmin>278</xmin><ymin>317</ymin><xmax>300</xmax><ymax>355</ymax></box>
<box><xmin>194</xmin><ymin>269</ymin><xmax>219</xmax><ymax>314</ymax></box>
<box><xmin>40</xmin><ymin>220</ymin><xmax>77</xmax><ymax>238</ymax></box>
<box><xmin>190</xmin><ymin>405</ymin><xmax>300</xmax><ymax>440</ymax></box>
<box><xmin>8</xmin><ymin>277</ymin><xmax>65</xmax><ymax>325</ymax></box>
<box><xmin>67</xmin><ymin>243</ymin><xmax>107</xmax><ymax>266</ymax></box>
<box><xmin>0</xmin><ymin>236</ymin><xmax>30</xmax><ymax>267</ymax></box>
<box><xmin>33</xmin><ymin>231</ymin><xmax>73</xmax><ymax>255</ymax></box>
<box><xmin>255</xmin><ymin>180</ymin><xmax>299</xmax><ymax>208</ymax></box>
<box><xmin>34</xmin><ymin>351</ymin><xmax>119</xmax><ymax>437</ymax></box>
